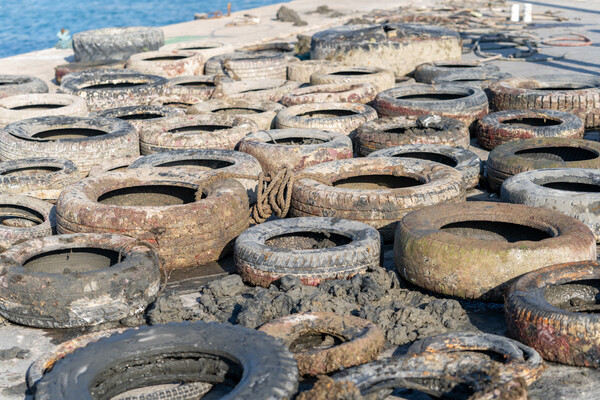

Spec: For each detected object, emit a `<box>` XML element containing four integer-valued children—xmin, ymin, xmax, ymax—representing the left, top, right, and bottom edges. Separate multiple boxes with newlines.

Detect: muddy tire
<box><xmin>234</xmin><ymin>217</ymin><xmax>381</xmax><ymax>287</ymax></box>
<box><xmin>486</xmin><ymin>137</ymin><xmax>600</xmax><ymax>192</ymax></box>
<box><xmin>368</xmin><ymin>144</ymin><xmax>481</xmax><ymax>189</ymax></box>
<box><xmin>0</xmin><ymin>158</ymin><xmax>80</xmax><ymax>201</ymax></box>
<box><xmin>501</xmin><ymin>168</ymin><xmax>600</xmax><ymax>241</ymax></box>
<box><xmin>374</xmin><ymin>84</ymin><xmax>489</xmax><ymax>130</ymax></box>
<box><xmin>0</xmin><ymin>116</ymin><xmax>140</xmax><ymax>175</ymax></box>
<box><xmin>34</xmin><ymin>321</ymin><xmax>299</xmax><ymax>400</ymax></box>
<box><xmin>126</xmin><ymin>50</ymin><xmax>204</xmax><ymax>78</ymax></box>
<box><xmin>310</xmin><ymin>66</ymin><xmax>395</xmax><ymax>92</ymax></box>
<box><xmin>0</xmin><ymin>233</ymin><xmax>160</xmax><ymax>328</ymax></box>
<box><xmin>287</xmin><ymin>60</ymin><xmax>340</xmax><ymax>83</ymax></box>
<box><xmin>0</xmin><ymin>93</ymin><xmax>87</xmax><ymax>128</ymax></box>
<box><xmin>56</xmin><ymin>169</ymin><xmax>249</xmax><ymax>270</ymax></box>
<box><xmin>505</xmin><ymin>260</ymin><xmax>600</xmax><ymax>367</ymax></box>
<box><xmin>138</xmin><ymin>114</ymin><xmax>258</xmax><ymax>154</ymax></box>
<box><xmin>0</xmin><ymin>194</ymin><xmax>55</xmax><ymax>252</ymax></box>
<box><xmin>0</xmin><ymin>75</ymin><xmax>48</xmax><ymax>99</ymax></box>
<box><xmin>476</xmin><ymin>109</ymin><xmax>584</xmax><ymax>150</ymax></box>
<box><xmin>238</xmin><ymin>128</ymin><xmax>353</xmax><ymax>174</ymax></box>
<box><xmin>355</xmin><ymin>115</ymin><xmax>470</xmax><ymax>156</ymax></box>
<box><xmin>281</xmin><ymin>83</ymin><xmax>378</xmax><ymax>106</ymax></box>
<box><xmin>59</xmin><ymin>69</ymin><xmax>168</xmax><ymax>111</ymax></box>
<box><xmin>216</xmin><ymin>79</ymin><xmax>302</xmax><ymax>102</ymax></box>
<box><xmin>394</xmin><ymin>201</ymin><xmax>597</xmax><ymax>301</ymax></box>
<box><xmin>187</xmin><ymin>98</ymin><xmax>284</xmax><ymax>130</ymax></box>
<box><xmin>414</xmin><ymin>61</ymin><xmax>500</xmax><ymax>83</ymax></box>
<box><xmin>160</xmin><ymin>40</ymin><xmax>234</xmax><ymax>59</ymax></box>
<box><xmin>204</xmin><ymin>51</ymin><xmax>288</xmax><ymax>80</ymax></box>
<box><xmin>259</xmin><ymin>312</ymin><xmax>384</xmax><ymax>375</ymax></box>
<box><xmin>54</xmin><ymin>60</ymin><xmax>127</xmax><ymax>84</ymax></box>
<box><xmin>158</xmin><ymin>75</ymin><xmax>234</xmax><ymax>105</ymax></box>
<box><xmin>291</xmin><ymin>157</ymin><xmax>465</xmax><ymax>241</ymax></box>
<box><xmin>275</xmin><ymin>102</ymin><xmax>377</xmax><ymax>136</ymax></box>
<box><xmin>72</xmin><ymin>26</ymin><xmax>164</xmax><ymax>62</ymax></box>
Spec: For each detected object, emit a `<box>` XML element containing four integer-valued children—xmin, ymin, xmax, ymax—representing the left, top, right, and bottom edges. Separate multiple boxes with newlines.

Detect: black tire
<box><xmin>368</xmin><ymin>143</ymin><xmax>481</xmax><ymax>189</ymax></box>
<box><xmin>0</xmin><ymin>75</ymin><xmax>48</xmax><ymax>99</ymax></box>
<box><xmin>0</xmin><ymin>194</ymin><xmax>55</xmax><ymax>252</ymax></box>
<box><xmin>72</xmin><ymin>26</ymin><xmax>164</xmax><ymax>62</ymax></box>
<box><xmin>33</xmin><ymin>321</ymin><xmax>299</xmax><ymax>400</ymax></box>
<box><xmin>234</xmin><ymin>217</ymin><xmax>381</xmax><ymax>287</ymax></box>
<box><xmin>0</xmin><ymin>233</ymin><xmax>160</xmax><ymax>328</ymax></box>
<box><xmin>204</xmin><ymin>51</ymin><xmax>288</xmax><ymax>80</ymax></box>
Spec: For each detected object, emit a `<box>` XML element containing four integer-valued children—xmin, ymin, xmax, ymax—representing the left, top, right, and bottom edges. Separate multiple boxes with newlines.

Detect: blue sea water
<box><xmin>0</xmin><ymin>0</ymin><xmax>288</xmax><ymax>58</ymax></box>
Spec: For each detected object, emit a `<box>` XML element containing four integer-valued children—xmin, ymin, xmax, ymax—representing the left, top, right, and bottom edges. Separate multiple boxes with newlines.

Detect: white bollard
<box><xmin>523</xmin><ymin>4</ymin><xmax>533</xmax><ymax>23</ymax></box>
<box><xmin>511</xmin><ymin>4</ymin><xmax>521</xmax><ymax>22</ymax></box>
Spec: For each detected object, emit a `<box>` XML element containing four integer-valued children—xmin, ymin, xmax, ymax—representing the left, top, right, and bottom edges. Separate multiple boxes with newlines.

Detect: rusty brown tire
<box><xmin>0</xmin><ymin>233</ymin><xmax>161</xmax><ymax>328</ymax></box>
<box><xmin>310</xmin><ymin>66</ymin><xmax>395</xmax><ymax>92</ymax></box>
<box><xmin>486</xmin><ymin>137</ymin><xmax>600</xmax><ymax>192</ymax></box>
<box><xmin>290</xmin><ymin>157</ymin><xmax>465</xmax><ymax>241</ymax></box>
<box><xmin>368</xmin><ymin>144</ymin><xmax>481</xmax><ymax>189</ymax></box>
<box><xmin>238</xmin><ymin>128</ymin><xmax>353</xmax><ymax>174</ymax></box>
<box><xmin>160</xmin><ymin>40</ymin><xmax>234</xmax><ymax>59</ymax></box>
<box><xmin>158</xmin><ymin>75</ymin><xmax>234</xmax><ymax>105</ymax></box>
<box><xmin>0</xmin><ymin>194</ymin><xmax>55</xmax><ymax>252</ymax></box>
<box><xmin>489</xmin><ymin>75</ymin><xmax>600</xmax><ymax>128</ymax></box>
<box><xmin>204</xmin><ymin>51</ymin><xmax>288</xmax><ymax>80</ymax></box>
<box><xmin>374</xmin><ymin>84</ymin><xmax>489</xmax><ymax>130</ymax></box>
<box><xmin>505</xmin><ymin>260</ymin><xmax>600</xmax><ymax>367</ymax></box>
<box><xmin>0</xmin><ymin>93</ymin><xmax>87</xmax><ymax>128</ymax></box>
<box><xmin>0</xmin><ymin>158</ymin><xmax>80</xmax><ymax>202</ymax></box>
<box><xmin>476</xmin><ymin>109</ymin><xmax>585</xmax><ymax>150</ymax></box>
<box><xmin>259</xmin><ymin>312</ymin><xmax>385</xmax><ymax>376</ymax></box>
<box><xmin>216</xmin><ymin>79</ymin><xmax>302</xmax><ymax>102</ymax></box>
<box><xmin>414</xmin><ymin>61</ymin><xmax>500</xmax><ymax>84</ymax></box>
<box><xmin>138</xmin><ymin>114</ymin><xmax>258</xmax><ymax>154</ymax></box>
<box><xmin>234</xmin><ymin>217</ymin><xmax>381</xmax><ymax>287</ymax></box>
<box><xmin>56</xmin><ymin>169</ymin><xmax>249</xmax><ymax>270</ymax></box>
<box><xmin>287</xmin><ymin>60</ymin><xmax>341</xmax><ymax>83</ymax></box>
<box><xmin>0</xmin><ymin>75</ymin><xmax>48</xmax><ymax>99</ymax></box>
<box><xmin>275</xmin><ymin>102</ymin><xmax>377</xmax><ymax>136</ymax></box>
<box><xmin>54</xmin><ymin>60</ymin><xmax>127</xmax><ymax>84</ymax></box>
<box><xmin>395</xmin><ymin>201</ymin><xmax>597</xmax><ymax>301</ymax></box>
<box><xmin>355</xmin><ymin>115</ymin><xmax>470</xmax><ymax>156</ymax></box>
<box><xmin>280</xmin><ymin>83</ymin><xmax>378</xmax><ymax>106</ymax></box>
<box><xmin>59</xmin><ymin>69</ymin><xmax>168</xmax><ymax>111</ymax></box>
<box><xmin>125</xmin><ymin>50</ymin><xmax>205</xmax><ymax>78</ymax></box>
<box><xmin>187</xmin><ymin>98</ymin><xmax>284</xmax><ymax>130</ymax></box>
<box><xmin>0</xmin><ymin>116</ymin><xmax>140</xmax><ymax>176</ymax></box>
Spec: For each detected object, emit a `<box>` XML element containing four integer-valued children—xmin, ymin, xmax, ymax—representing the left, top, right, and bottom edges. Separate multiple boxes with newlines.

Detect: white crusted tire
<box><xmin>0</xmin><ymin>75</ymin><xmax>48</xmax><ymax>99</ymax></box>
<box><xmin>204</xmin><ymin>51</ymin><xmax>288</xmax><ymax>80</ymax></box>
<box><xmin>72</xmin><ymin>27</ymin><xmax>164</xmax><ymax>62</ymax></box>
<box><xmin>0</xmin><ymin>94</ymin><xmax>87</xmax><ymax>128</ymax></box>
<box><xmin>160</xmin><ymin>40</ymin><xmax>234</xmax><ymax>60</ymax></box>
<box><xmin>310</xmin><ymin>66</ymin><xmax>395</xmax><ymax>92</ymax></box>
<box><xmin>216</xmin><ymin>79</ymin><xmax>302</xmax><ymax>102</ymax></box>
<box><xmin>126</xmin><ymin>50</ymin><xmax>205</xmax><ymax>78</ymax></box>
<box><xmin>287</xmin><ymin>60</ymin><xmax>341</xmax><ymax>83</ymax></box>
<box><xmin>187</xmin><ymin>98</ymin><xmax>284</xmax><ymax>130</ymax></box>
<box><xmin>0</xmin><ymin>194</ymin><xmax>55</xmax><ymax>252</ymax></box>
<box><xmin>281</xmin><ymin>83</ymin><xmax>378</xmax><ymax>106</ymax></box>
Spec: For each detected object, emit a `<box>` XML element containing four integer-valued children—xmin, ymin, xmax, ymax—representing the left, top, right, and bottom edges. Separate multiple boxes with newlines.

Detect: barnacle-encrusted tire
<box><xmin>490</xmin><ymin>75</ymin><xmax>600</xmax><ymax>128</ymax></box>
<box><xmin>0</xmin><ymin>116</ymin><xmax>140</xmax><ymax>175</ymax></box>
<box><xmin>275</xmin><ymin>102</ymin><xmax>377</xmax><ymax>136</ymax></box>
<box><xmin>0</xmin><ymin>158</ymin><xmax>80</xmax><ymax>201</ymax></box>
<box><xmin>368</xmin><ymin>144</ymin><xmax>481</xmax><ymax>189</ymax></box>
<box><xmin>505</xmin><ymin>261</ymin><xmax>600</xmax><ymax>367</ymax></box>
<box><xmin>486</xmin><ymin>137</ymin><xmax>600</xmax><ymax>192</ymax></box>
<box><xmin>204</xmin><ymin>51</ymin><xmax>288</xmax><ymax>80</ymax></box>
<box><xmin>281</xmin><ymin>83</ymin><xmax>378</xmax><ymax>106</ymax></box>
<box><xmin>0</xmin><ymin>75</ymin><xmax>48</xmax><ymax>99</ymax></box>
<box><xmin>159</xmin><ymin>75</ymin><xmax>234</xmax><ymax>104</ymax></box>
<box><xmin>138</xmin><ymin>114</ymin><xmax>258</xmax><ymax>154</ymax></box>
<box><xmin>54</xmin><ymin>60</ymin><xmax>127</xmax><ymax>84</ymax></box>
<box><xmin>56</xmin><ymin>169</ymin><xmax>249</xmax><ymax>270</ymax></box>
<box><xmin>394</xmin><ymin>202</ymin><xmax>597</xmax><ymax>301</ymax></box>
<box><xmin>216</xmin><ymin>79</ymin><xmax>302</xmax><ymax>102</ymax></box>
<box><xmin>414</xmin><ymin>61</ymin><xmax>500</xmax><ymax>84</ymax></box>
<box><xmin>0</xmin><ymin>93</ymin><xmax>87</xmax><ymax>127</ymax></box>
<box><xmin>33</xmin><ymin>321</ymin><xmax>299</xmax><ymax>400</ymax></box>
<box><xmin>287</xmin><ymin>60</ymin><xmax>340</xmax><ymax>83</ymax></box>
<box><xmin>374</xmin><ymin>84</ymin><xmax>489</xmax><ymax>130</ymax></box>
<box><xmin>355</xmin><ymin>115</ymin><xmax>470</xmax><ymax>156</ymax></box>
<box><xmin>0</xmin><ymin>233</ymin><xmax>160</xmax><ymax>328</ymax></box>
<box><xmin>501</xmin><ymin>168</ymin><xmax>600</xmax><ymax>241</ymax></box>
<box><xmin>234</xmin><ymin>217</ymin><xmax>381</xmax><ymax>287</ymax></box>
<box><xmin>187</xmin><ymin>99</ymin><xmax>284</xmax><ymax>130</ymax></box>
<box><xmin>87</xmin><ymin>155</ymin><xmax>141</xmax><ymax>176</ymax></box>
<box><xmin>238</xmin><ymin>129</ymin><xmax>353</xmax><ymax>174</ymax></box>
<box><xmin>91</xmin><ymin>104</ymin><xmax>184</xmax><ymax>127</ymax></box>
<box><xmin>310</xmin><ymin>66</ymin><xmax>395</xmax><ymax>92</ymax></box>
<box><xmin>290</xmin><ymin>158</ymin><xmax>466</xmax><ymax>241</ymax></box>
<box><xmin>72</xmin><ymin>26</ymin><xmax>164</xmax><ymax>62</ymax></box>
<box><xmin>126</xmin><ymin>50</ymin><xmax>205</xmax><ymax>78</ymax></box>
<box><xmin>160</xmin><ymin>40</ymin><xmax>234</xmax><ymax>59</ymax></box>
<box><xmin>0</xmin><ymin>194</ymin><xmax>55</xmax><ymax>251</ymax></box>
<box><xmin>476</xmin><ymin>109</ymin><xmax>584</xmax><ymax>150</ymax></box>
<box><xmin>259</xmin><ymin>312</ymin><xmax>385</xmax><ymax>375</ymax></box>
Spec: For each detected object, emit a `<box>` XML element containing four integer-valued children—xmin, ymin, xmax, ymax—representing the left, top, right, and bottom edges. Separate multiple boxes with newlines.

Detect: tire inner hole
<box><xmin>393</xmin><ymin>152</ymin><xmax>457</xmax><ymax>167</ymax></box>
<box><xmin>118</xmin><ymin>113</ymin><xmax>163</xmax><ymax>120</ymax></box>
<box><xmin>1</xmin><ymin>79</ymin><xmax>31</xmax><ymax>85</ymax></box>
<box><xmin>9</xmin><ymin>104</ymin><xmax>65</xmax><ymax>110</ymax></box>
<box><xmin>169</xmin><ymin>125</ymin><xmax>232</xmax><ymax>134</ymax></box>
<box><xmin>145</xmin><ymin>56</ymin><xmax>189</xmax><ymax>61</ymax></box>
<box><xmin>266</xmin><ymin>231</ymin><xmax>351</xmax><ymax>250</ymax></box>
<box><xmin>213</xmin><ymin>107</ymin><xmax>263</xmax><ymax>115</ymax></box>
<box><xmin>297</xmin><ymin>109</ymin><xmax>358</xmax><ymax>118</ymax></box>
<box><xmin>0</xmin><ymin>166</ymin><xmax>61</xmax><ymax>176</ymax></box>
<box><xmin>98</xmin><ymin>185</ymin><xmax>199</xmax><ymax>206</ymax></box>
<box><xmin>438</xmin><ymin>64</ymin><xmax>478</xmax><ymax>68</ymax></box>
<box><xmin>0</xmin><ymin>205</ymin><xmax>45</xmax><ymax>228</ymax></box>
<box><xmin>32</xmin><ymin>128</ymin><xmax>107</xmax><ymax>140</ymax></box>
<box><xmin>384</xmin><ymin>127</ymin><xmax>443</xmax><ymax>135</ymax></box>
<box><xmin>266</xmin><ymin>137</ymin><xmax>327</xmax><ymax>145</ymax></box>
<box><xmin>289</xmin><ymin>331</ymin><xmax>345</xmax><ymax>353</ymax></box>
<box><xmin>23</xmin><ymin>248</ymin><xmax>119</xmax><ymax>274</ymax></box>
<box><xmin>502</xmin><ymin>117</ymin><xmax>562</xmax><ymax>128</ymax></box>
<box><xmin>396</xmin><ymin>93</ymin><xmax>467</xmax><ymax>101</ymax></box>
<box><xmin>440</xmin><ymin>221</ymin><xmax>552</xmax><ymax>242</ymax></box>
<box><xmin>333</xmin><ymin>174</ymin><xmax>423</xmax><ymax>189</ymax></box>
<box><xmin>82</xmin><ymin>81</ymin><xmax>147</xmax><ymax>90</ymax></box>
<box><xmin>545</xmin><ymin>279</ymin><xmax>600</xmax><ymax>313</ymax></box>
<box><xmin>541</xmin><ymin>180</ymin><xmax>600</xmax><ymax>193</ymax></box>
<box><xmin>301</xmin><ymin>86</ymin><xmax>355</xmax><ymax>94</ymax></box>
<box><xmin>515</xmin><ymin>147</ymin><xmax>597</xmax><ymax>162</ymax></box>
<box><xmin>163</xmin><ymin>102</ymin><xmax>192</xmax><ymax>109</ymax></box>
<box><xmin>176</xmin><ymin>82</ymin><xmax>215</xmax><ymax>88</ymax></box>
<box><xmin>240</xmin><ymin>87</ymin><xmax>277</xmax><ymax>93</ymax></box>
<box><xmin>183</xmin><ymin>46</ymin><xmax>216</xmax><ymax>50</ymax></box>
<box><xmin>156</xmin><ymin>159</ymin><xmax>234</xmax><ymax>169</ymax></box>
<box><xmin>532</xmin><ymin>84</ymin><xmax>594</xmax><ymax>90</ymax></box>
<box><xmin>330</xmin><ymin>71</ymin><xmax>373</xmax><ymax>76</ymax></box>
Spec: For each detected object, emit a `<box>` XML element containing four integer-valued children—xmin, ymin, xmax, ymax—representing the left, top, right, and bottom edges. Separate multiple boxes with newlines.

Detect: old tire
<box><xmin>0</xmin><ymin>194</ymin><xmax>55</xmax><ymax>252</ymax></box>
<box><xmin>355</xmin><ymin>115</ymin><xmax>470</xmax><ymax>156</ymax></box>
<box><xmin>54</xmin><ymin>60</ymin><xmax>127</xmax><ymax>84</ymax></box>
<box><xmin>368</xmin><ymin>143</ymin><xmax>481</xmax><ymax>189</ymax></box>
<box><xmin>87</xmin><ymin>155</ymin><xmax>142</xmax><ymax>176</ymax></box>
<box><xmin>160</xmin><ymin>40</ymin><xmax>234</xmax><ymax>59</ymax></box>
<box><xmin>91</xmin><ymin>104</ymin><xmax>184</xmax><ymax>130</ymax></box>
<box><xmin>310</xmin><ymin>66</ymin><xmax>395</xmax><ymax>92</ymax></box>
<box><xmin>486</xmin><ymin>137</ymin><xmax>600</xmax><ymax>192</ymax></box>
<box><xmin>56</xmin><ymin>169</ymin><xmax>249</xmax><ymax>270</ymax></box>
<box><xmin>216</xmin><ymin>79</ymin><xmax>302</xmax><ymax>102</ymax></box>
<box><xmin>0</xmin><ymin>75</ymin><xmax>48</xmax><ymax>99</ymax></box>
<box><xmin>33</xmin><ymin>322</ymin><xmax>299</xmax><ymax>400</ymax></box>
<box><xmin>72</xmin><ymin>26</ymin><xmax>164</xmax><ymax>62</ymax></box>
<box><xmin>204</xmin><ymin>51</ymin><xmax>288</xmax><ymax>80</ymax></box>
<box><xmin>238</xmin><ymin>128</ymin><xmax>353</xmax><ymax>174</ymax></box>
<box><xmin>290</xmin><ymin>157</ymin><xmax>465</xmax><ymax>241</ymax></box>
<box><xmin>394</xmin><ymin>201</ymin><xmax>597</xmax><ymax>301</ymax></box>
<box><xmin>259</xmin><ymin>312</ymin><xmax>385</xmax><ymax>376</ymax></box>
<box><xmin>0</xmin><ymin>233</ymin><xmax>160</xmax><ymax>328</ymax></box>
<box><xmin>0</xmin><ymin>93</ymin><xmax>87</xmax><ymax>128</ymax></box>
<box><xmin>187</xmin><ymin>98</ymin><xmax>284</xmax><ymax>130</ymax></box>
<box><xmin>159</xmin><ymin>75</ymin><xmax>234</xmax><ymax>104</ymax></box>
<box><xmin>234</xmin><ymin>217</ymin><xmax>381</xmax><ymax>287</ymax></box>
<box><xmin>126</xmin><ymin>50</ymin><xmax>204</xmax><ymax>78</ymax></box>
<box><xmin>287</xmin><ymin>60</ymin><xmax>340</xmax><ymax>83</ymax></box>
<box><xmin>0</xmin><ymin>116</ymin><xmax>140</xmax><ymax>175</ymax></box>
<box><xmin>476</xmin><ymin>109</ymin><xmax>584</xmax><ymax>150</ymax></box>
<box><xmin>414</xmin><ymin>61</ymin><xmax>500</xmax><ymax>83</ymax></box>
<box><xmin>281</xmin><ymin>83</ymin><xmax>378</xmax><ymax>106</ymax></box>
<box><xmin>275</xmin><ymin>102</ymin><xmax>377</xmax><ymax>136</ymax></box>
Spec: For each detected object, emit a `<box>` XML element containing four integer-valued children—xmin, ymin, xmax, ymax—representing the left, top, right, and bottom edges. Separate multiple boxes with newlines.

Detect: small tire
<box><xmin>310</xmin><ymin>66</ymin><xmax>395</xmax><ymax>92</ymax></box>
<box><xmin>287</xmin><ymin>60</ymin><xmax>341</xmax><ymax>83</ymax></box>
<box><xmin>126</xmin><ymin>50</ymin><xmax>205</xmax><ymax>78</ymax></box>
<box><xmin>0</xmin><ymin>194</ymin><xmax>55</xmax><ymax>252</ymax></box>
<box><xmin>204</xmin><ymin>51</ymin><xmax>288</xmax><ymax>80</ymax></box>
<box><xmin>0</xmin><ymin>93</ymin><xmax>87</xmax><ymax>128</ymax></box>
<box><xmin>72</xmin><ymin>26</ymin><xmax>164</xmax><ymax>62</ymax></box>
<box><xmin>187</xmin><ymin>98</ymin><xmax>284</xmax><ymax>130</ymax></box>
<box><xmin>280</xmin><ymin>83</ymin><xmax>378</xmax><ymax>106</ymax></box>
<box><xmin>160</xmin><ymin>40</ymin><xmax>234</xmax><ymax>59</ymax></box>
<box><xmin>414</xmin><ymin>61</ymin><xmax>500</xmax><ymax>84</ymax></box>
<box><xmin>0</xmin><ymin>75</ymin><xmax>48</xmax><ymax>99</ymax></box>
<box><xmin>159</xmin><ymin>75</ymin><xmax>234</xmax><ymax>105</ymax></box>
